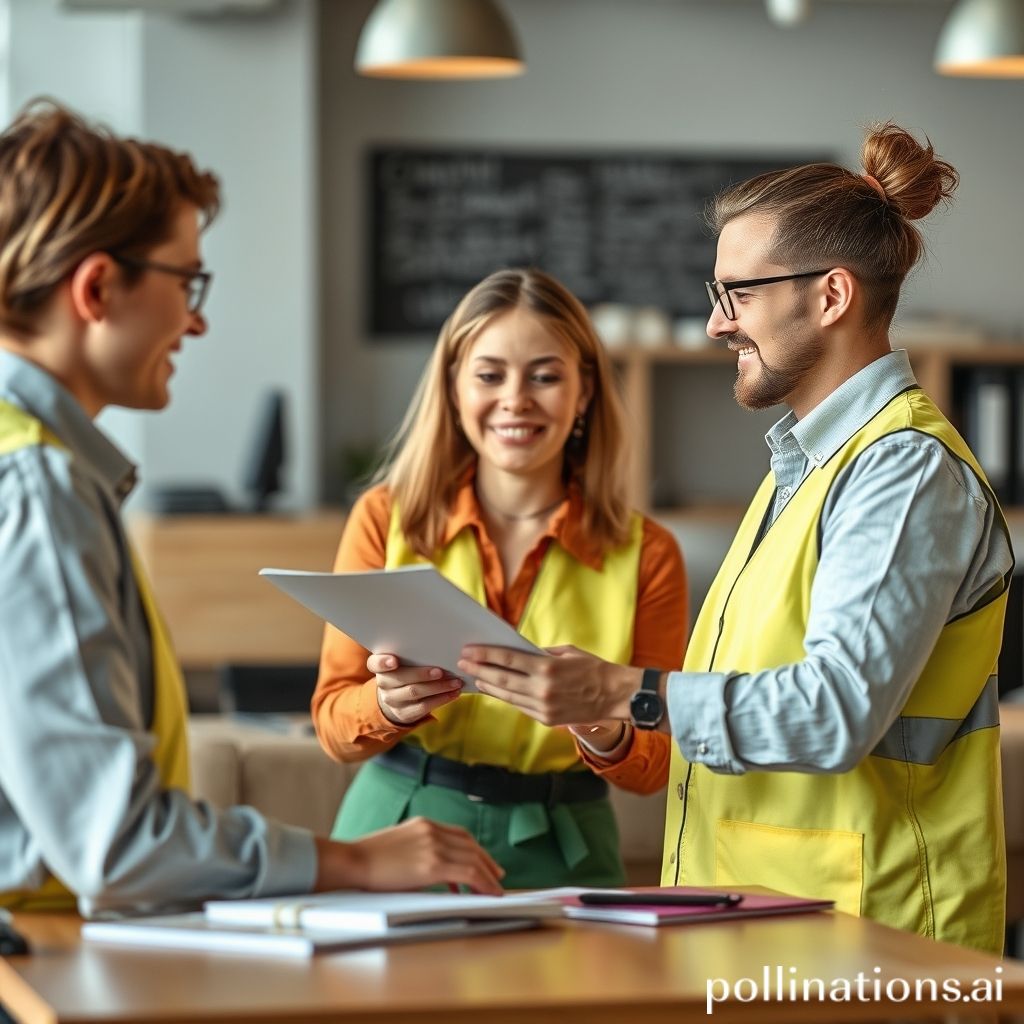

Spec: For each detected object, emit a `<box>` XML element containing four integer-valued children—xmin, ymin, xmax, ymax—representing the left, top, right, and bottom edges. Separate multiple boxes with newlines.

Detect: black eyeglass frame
<box><xmin>111</xmin><ymin>254</ymin><xmax>213</xmax><ymax>315</ymax></box>
<box><xmin>705</xmin><ymin>270</ymin><xmax>830</xmax><ymax>322</ymax></box>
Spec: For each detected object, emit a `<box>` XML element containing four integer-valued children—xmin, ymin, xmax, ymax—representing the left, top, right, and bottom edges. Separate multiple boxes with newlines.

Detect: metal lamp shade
<box><xmin>935</xmin><ymin>0</ymin><xmax>1024</xmax><ymax>77</ymax></box>
<box><xmin>355</xmin><ymin>0</ymin><xmax>524</xmax><ymax>79</ymax></box>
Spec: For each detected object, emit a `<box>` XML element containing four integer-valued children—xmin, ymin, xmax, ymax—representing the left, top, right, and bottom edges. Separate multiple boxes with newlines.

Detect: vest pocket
<box><xmin>714</xmin><ymin>819</ymin><xmax>864</xmax><ymax>917</ymax></box>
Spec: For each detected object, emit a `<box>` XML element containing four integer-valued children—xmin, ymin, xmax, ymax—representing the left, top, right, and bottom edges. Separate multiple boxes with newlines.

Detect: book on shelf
<box><xmin>81</xmin><ymin>911</ymin><xmax>537</xmax><ymax>958</ymax></box>
<box><xmin>558</xmin><ymin>887</ymin><xmax>834</xmax><ymax>927</ymax></box>
<box><xmin>960</xmin><ymin>367</ymin><xmax>1013</xmax><ymax>504</ymax></box>
<box><xmin>1014</xmin><ymin>370</ymin><xmax>1024</xmax><ymax>507</ymax></box>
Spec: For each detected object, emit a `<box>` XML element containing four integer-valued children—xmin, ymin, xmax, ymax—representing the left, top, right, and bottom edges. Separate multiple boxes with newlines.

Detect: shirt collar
<box><xmin>443</xmin><ymin>465</ymin><xmax>605</xmax><ymax>572</ymax></box>
<box><xmin>0</xmin><ymin>349</ymin><xmax>137</xmax><ymax>501</ymax></box>
<box><xmin>765</xmin><ymin>349</ymin><xmax>918</xmax><ymax>469</ymax></box>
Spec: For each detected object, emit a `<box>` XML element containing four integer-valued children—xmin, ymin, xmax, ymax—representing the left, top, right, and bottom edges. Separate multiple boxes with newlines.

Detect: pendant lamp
<box><xmin>355</xmin><ymin>0</ymin><xmax>524</xmax><ymax>79</ymax></box>
<box><xmin>935</xmin><ymin>0</ymin><xmax>1024</xmax><ymax>77</ymax></box>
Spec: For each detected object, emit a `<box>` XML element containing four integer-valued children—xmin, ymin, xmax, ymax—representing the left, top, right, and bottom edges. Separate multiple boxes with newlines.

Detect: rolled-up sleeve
<box><xmin>0</xmin><ymin>444</ymin><xmax>316</xmax><ymax>915</ymax></box>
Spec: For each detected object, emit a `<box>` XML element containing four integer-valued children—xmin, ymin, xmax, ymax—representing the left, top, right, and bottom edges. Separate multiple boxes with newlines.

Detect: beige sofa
<box><xmin>188</xmin><ymin>716</ymin><xmax>665</xmax><ymax>885</ymax></box>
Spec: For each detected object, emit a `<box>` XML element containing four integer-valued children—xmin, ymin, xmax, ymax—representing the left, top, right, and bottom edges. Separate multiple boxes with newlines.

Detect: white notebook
<box><xmin>259</xmin><ymin>564</ymin><xmax>544</xmax><ymax>689</ymax></box>
<box><xmin>82</xmin><ymin>912</ymin><xmax>537</xmax><ymax>958</ymax></box>
<box><xmin>203</xmin><ymin>890</ymin><xmax>565</xmax><ymax>935</ymax></box>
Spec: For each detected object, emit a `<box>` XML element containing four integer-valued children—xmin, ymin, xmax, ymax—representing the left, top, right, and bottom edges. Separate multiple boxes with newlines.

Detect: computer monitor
<box><xmin>243</xmin><ymin>390</ymin><xmax>286</xmax><ymax>513</ymax></box>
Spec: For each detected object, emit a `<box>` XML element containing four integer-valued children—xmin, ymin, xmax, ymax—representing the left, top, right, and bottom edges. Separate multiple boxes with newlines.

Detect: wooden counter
<box><xmin>3</xmin><ymin>907</ymin><xmax>1024</xmax><ymax>1024</ymax></box>
<box><xmin>129</xmin><ymin>512</ymin><xmax>345</xmax><ymax>670</ymax></box>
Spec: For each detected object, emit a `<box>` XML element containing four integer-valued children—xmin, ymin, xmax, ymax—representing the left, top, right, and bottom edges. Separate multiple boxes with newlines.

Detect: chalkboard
<box><xmin>368</xmin><ymin>146</ymin><xmax>827</xmax><ymax>337</ymax></box>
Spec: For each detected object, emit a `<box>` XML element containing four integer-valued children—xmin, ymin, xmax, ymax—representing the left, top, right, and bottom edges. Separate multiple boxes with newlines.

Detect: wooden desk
<box><xmin>129</xmin><ymin>512</ymin><xmax>345</xmax><ymax>670</ymax></box>
<box><xmin>3</xmin><ymin>910</ymin><xmax>1024</xmax><ymax>1024</ymax></box>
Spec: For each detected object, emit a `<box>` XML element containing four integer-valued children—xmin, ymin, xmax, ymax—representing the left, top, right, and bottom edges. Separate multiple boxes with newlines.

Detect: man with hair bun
<box><xmin>0</xmin><ymin>100</ymin><xmax>503</xmax><ymax>916</ymax></box>
<box><xmin>462</xmin><ymin>123</ymin><xmax>1012</xmax><ymax>952</ymax></box>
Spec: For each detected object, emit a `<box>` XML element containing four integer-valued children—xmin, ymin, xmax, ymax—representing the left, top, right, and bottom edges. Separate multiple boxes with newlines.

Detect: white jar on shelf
<box><xmin>633</xmin><ymin>307</ymin><xmax>672</xmax><ymax>348</ymax></box>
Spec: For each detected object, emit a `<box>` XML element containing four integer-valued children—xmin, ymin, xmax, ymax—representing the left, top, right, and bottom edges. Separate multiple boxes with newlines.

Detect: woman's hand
<box><xmin>369</xmin><ymin>653</ymin><xmax>464</xmax><ymax>725</ymax></box>
<box><xmin>314</xmin><ymin>818</ymin><xmax>505</xmax><ymax>894</ymax></box>
<box><xmin>458</xmin><ymin>644</ymin><xmax>640</xmax><ymax>726</ymax></box>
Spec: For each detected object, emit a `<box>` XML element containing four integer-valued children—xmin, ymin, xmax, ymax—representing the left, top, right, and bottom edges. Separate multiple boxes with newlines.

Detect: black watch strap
<box><xmin>630</xmin><ymin>668</ymin><xmax>665</xmax><ymax>730</ymax></box>
<box><xmin>641</xmin><ymin>667</ymin><xmax>662</xmax><ymax>694</ymax></box>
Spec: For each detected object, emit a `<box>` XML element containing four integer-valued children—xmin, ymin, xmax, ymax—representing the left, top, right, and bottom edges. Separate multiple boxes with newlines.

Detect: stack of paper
<box><xmin>81</xmin><ymin>888</ymin><xmax>834</xmax><ymax>955</ymax></box>
<box><xmin>203</xmin><ymin>890</ymin><xmax>565</xmax><ymax>932</ymax></box>
<box><xmin>82</xmin><ymin>891</ymin><xmax>563</xmax><ymax>958</ymax></box>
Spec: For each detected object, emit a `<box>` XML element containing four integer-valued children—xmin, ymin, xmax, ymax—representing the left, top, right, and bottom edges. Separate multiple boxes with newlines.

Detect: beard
<box><xmin>732</xmin><ymin>324</ymin><xmax>825</xmax><ymax>411</ymax></box>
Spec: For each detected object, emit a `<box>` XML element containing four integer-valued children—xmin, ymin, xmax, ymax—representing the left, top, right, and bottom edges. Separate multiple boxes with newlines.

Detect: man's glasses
<box><xmin>705</xmin><ymin>270</ymin><xmax>829</xmax><ymax>322</ymax></box>
<box><xmin>111</xmin><ymin>254</ymin><xmax>213</xmax><ymax>315</ymax></box>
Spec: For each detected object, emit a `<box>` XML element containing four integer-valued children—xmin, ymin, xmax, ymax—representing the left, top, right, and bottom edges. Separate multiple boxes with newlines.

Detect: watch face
<box><xmin>630</xmin><ymin>689</ymin><xmax>664</xmax><ymax>729</ymax></box>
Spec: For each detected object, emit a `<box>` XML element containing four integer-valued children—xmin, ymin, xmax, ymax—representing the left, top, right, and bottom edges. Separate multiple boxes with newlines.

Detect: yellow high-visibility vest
<box><xmin>386</xmin><ymin>504</ymin><xmax>644</xmax><ymax>774</ymax></box>
<box><xmin>0</xmin><ymin>399</ymin><xmax>190</xmax><ymax>910</ymax></box>
<box><xmin>662</xmin><ymin>387</ymin><xmax>1009</xmax><ymax>953</ymax></box>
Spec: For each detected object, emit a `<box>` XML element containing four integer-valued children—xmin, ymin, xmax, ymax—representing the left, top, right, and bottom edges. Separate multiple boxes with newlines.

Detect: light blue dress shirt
<box><xmin>668</xmin><ymin>349</ymin><xmax>1014</xmax><ymax>775</ymax></box>
<box><xmin>0</xmin><ymin>350</ymin><xmax>316</xmax><ymax>916</ymax></box>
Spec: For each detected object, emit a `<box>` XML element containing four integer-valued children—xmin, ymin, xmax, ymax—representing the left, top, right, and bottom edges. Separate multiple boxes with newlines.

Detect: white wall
<box><xmin>7</xmin><ymin>0</ymin><xmax>146</xmax><ymax>465</ymax></box>
<box><xmin>139</xmin><ymin>4</ymin><xmax>319</xmax><ymax>510</ymax></box>
<box><xmin>320</xmin><ymin>0</ymin><xmax>1024</xmax><ymax>499</ymax></box>
<box><xmin>6</xmin><ymin>0</ymin><xmax>319</xmax><ymax>511</ymax></box>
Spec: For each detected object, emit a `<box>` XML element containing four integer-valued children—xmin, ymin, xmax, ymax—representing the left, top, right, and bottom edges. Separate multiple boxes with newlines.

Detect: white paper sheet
<box><xmin>259</xmin><ymin>564</ymin><xmax>544</xmax><ymax>691</ymax></box>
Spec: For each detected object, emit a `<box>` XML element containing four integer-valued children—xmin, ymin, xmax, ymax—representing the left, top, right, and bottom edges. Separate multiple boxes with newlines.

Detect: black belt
<box><xmin>376</xmin><ymin>743</ymin><xmax>608</xmax><ymax>806</ymax></box>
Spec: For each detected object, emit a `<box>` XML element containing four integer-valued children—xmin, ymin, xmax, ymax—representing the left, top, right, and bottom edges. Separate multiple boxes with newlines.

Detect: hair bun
<box><xmin>861</xmin><ymin>121</ymin><xmax>958</xmax><ymax>221</ymax></box>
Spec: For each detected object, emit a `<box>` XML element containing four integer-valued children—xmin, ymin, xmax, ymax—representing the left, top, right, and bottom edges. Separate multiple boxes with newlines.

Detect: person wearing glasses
<box><xmin>0</xmin><ymin>101</ymin><xmax>503</xmax><ymax>917</ymax></box>
<box><xmin>459</xmin><ymin>123</ymin><xmax>1012</xmax><ymax>952</ymax></box>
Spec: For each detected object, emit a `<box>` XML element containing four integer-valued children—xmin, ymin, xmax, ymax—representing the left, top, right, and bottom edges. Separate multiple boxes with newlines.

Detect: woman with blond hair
<box><xmin>313</xmin><ymin>268</ymin><xmax>685</xmax><ymax>887</ymax></box>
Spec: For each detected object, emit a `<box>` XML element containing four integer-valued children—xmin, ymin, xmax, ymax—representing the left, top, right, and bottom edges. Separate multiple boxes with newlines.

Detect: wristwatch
<box><xmin>629</xmin><ymin>668</ymin><xmax>665</xmax><ymax>730</ymax></box>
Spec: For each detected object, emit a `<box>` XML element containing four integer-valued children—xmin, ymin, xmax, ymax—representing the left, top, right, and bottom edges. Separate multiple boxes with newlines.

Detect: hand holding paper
<box><xmin>368</xmin><ymin>653</ymin><xmax>464</xmax><ymax>725</ymax></box>
<box><xmin>259</xmin><ymin>565</ymin><xmax>545</xmax><ymax>696</ymax></box>
<box><xmin>458</xmin><ymin>643</ymin><xmax>639</xmax><ymax>727</ymax></box>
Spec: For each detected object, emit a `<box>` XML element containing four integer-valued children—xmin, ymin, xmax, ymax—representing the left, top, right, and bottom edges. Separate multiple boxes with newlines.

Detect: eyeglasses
<box><xmin>111</xmin><ymin>254</ymin><xmax>213</xmax><ymax>315</ymax></box>
<box><xmin>705</xmin><ymin>270</ymin><xmax>829</xmax><ymax>322</ymax></box>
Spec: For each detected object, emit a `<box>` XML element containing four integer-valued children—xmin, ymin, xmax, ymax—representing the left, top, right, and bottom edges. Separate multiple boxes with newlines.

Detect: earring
<box><xmin>572</xmin><ymin>414</ymin><xmax>585</xmax><ymax>439</ymax></box>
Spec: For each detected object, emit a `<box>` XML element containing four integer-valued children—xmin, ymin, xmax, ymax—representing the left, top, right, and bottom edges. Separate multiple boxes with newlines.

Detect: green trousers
<box><xmin>332</xmin><ymin>759</ymin><xmax>626</xmax><ymax>889</ymax></box>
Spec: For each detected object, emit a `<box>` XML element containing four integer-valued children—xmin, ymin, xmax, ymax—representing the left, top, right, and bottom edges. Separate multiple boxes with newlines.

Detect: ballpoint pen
<box><xmin>578</xmin><ymin>891</ymin><xmax>743</xmax><ymax>908</ymax></box>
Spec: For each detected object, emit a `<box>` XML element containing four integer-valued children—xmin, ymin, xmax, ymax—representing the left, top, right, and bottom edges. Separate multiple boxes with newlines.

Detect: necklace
<box><xmin>475</xmin><ymin>490</ymin><xmax>566</xmax><ymax>522</ymax></box>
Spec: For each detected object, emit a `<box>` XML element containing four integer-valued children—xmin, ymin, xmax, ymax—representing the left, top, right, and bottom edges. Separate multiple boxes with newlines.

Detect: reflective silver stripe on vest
<box><xmin>871</xmin><ymin>675</ymin><xmax>1000</xmax><ymax>765</ymax></box>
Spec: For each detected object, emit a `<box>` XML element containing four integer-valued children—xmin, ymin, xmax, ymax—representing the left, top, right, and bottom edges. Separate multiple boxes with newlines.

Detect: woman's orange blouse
<box><xmin>312</xmin><ymin>478</ymin><xmax>686</xmax><ymax>794</ymax></box>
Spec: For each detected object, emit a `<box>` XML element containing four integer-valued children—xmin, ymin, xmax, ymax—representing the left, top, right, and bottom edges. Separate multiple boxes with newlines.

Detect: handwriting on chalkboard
<box><xmin>367</xmin><ymin>147</ymin><xmax>827</xmax><ymax>337</ymax></box>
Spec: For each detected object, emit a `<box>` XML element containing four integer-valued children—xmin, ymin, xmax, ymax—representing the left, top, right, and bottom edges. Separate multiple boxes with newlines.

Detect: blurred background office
<box><xmin>3</xmin><ymin>0</ymin><xmax>1021</xmax><ymax>512</ymax></box>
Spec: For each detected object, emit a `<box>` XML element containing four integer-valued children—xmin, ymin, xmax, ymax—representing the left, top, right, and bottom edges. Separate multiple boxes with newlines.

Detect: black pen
<box><xmin>578</xmin><ymin>891</ymin><xmax>743</xmax><ymax>908</ymax></box>
<box><xmin>0</xmin><ymin>908</ymin><xmax>31</xmax><ymax>956</ymax></box>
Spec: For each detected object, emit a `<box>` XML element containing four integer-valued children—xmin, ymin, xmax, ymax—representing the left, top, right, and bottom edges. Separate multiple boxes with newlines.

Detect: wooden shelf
<box><xmin>607</xmin><ymin>341</ymin><xmax>1024</xmax><ymax>512</ymax></box>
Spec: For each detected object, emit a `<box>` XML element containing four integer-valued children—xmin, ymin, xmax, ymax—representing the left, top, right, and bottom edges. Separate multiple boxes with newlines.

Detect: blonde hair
<box><xmin>0</xmin><ymin>99</ymin><xmax>220</xmax><ymax>335</ymax></box>
<box><xmin>709</xmin><ymin>122</ymin><xmax>959</xmax><ymax>329</ymax></box>
<box><xmin>380</xmin><ymin>268</ymin><xmax>632</xmax><ymax>558</ymax></box>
